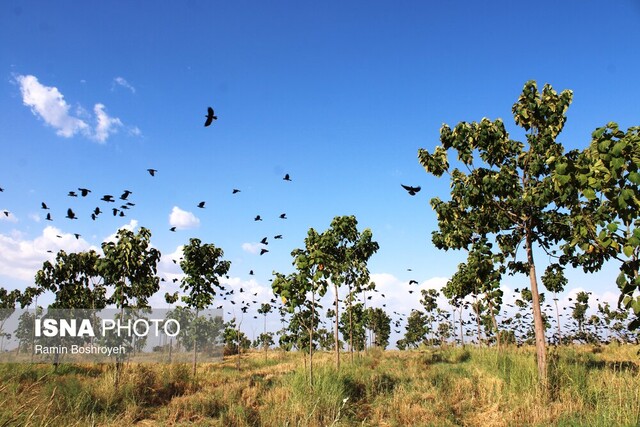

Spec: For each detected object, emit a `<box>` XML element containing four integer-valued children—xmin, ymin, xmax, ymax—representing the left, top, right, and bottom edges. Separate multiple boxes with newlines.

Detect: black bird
<box><xmin>274</xmin><ymin>235</ymin><xmax>283</xmax><ymax>239</ymax></box>
<box><xmin>260</xmin><ymin>237</ymin><xmax>268</xmax><ymax>245</ymax></box>
<box><xmin>74</xmin><ymin>233</ymin><xmax>81</xmax><ymax>239</ymax></box>
<box><xmin>3</xmin><ymin>210</ymin><xmax>9</xmax><ymax>217</ymax></box>
<box><xmin>120</xmin><ymin>190</ymin><xmax>132</xmax><ymax>200</ymax></box>
<box><xmin>279</xmin><ymin>213</ymin><xmax>287</xmax><ymax>219</ymax></box>
<box><xmin>78</xmin><ymin>188</ymin><xmax>91</xmax><ymax>197</ymax></box>
<box><xmin>170</xmin><ymin>226</ymin><xmax>176</xmax><ymax>232</ymax></box>
<box><xmin>409</xmin><ymin>280</ymin><xmax>418</xmax><ymax>285</ymax></box>
<box><xmin>283</xmin><ymin>173</ymin><xmax>291</xmax><ymax>181</ymax></box>
<box><xmin>249</xmin><ymin>270</ymin><xmax>254</xmax><ymax>275</ymax></box>
<box><xmin>112</xmin><ymin>208</ymin><xmax>119</xmax><ymax>216</ymax></box>
<box><xmin>68</xmin><ymin>191</ymin><xmax>78</xmax><ymax>197</ymax></box>
<box><xmin>94</xmin><ymin>207</ymin><xmax>102</xmax><ymax>215</ymax></box>
<box><xmin>260</xmin><ymin>248</ymin><xmax>269</xmax><ymax>255</ymax></box>
<box><xmin>232</xmin><ymin>189</ymin><xmax>241</xmax><ymax>194</ymax></box>
<box><xmin>254</xmin><ymin>215</ymin><xmax>262</xmax><ymax>221</ymax></box>
<box><xmin>101</xmin><ymin>195</ymin><xmax>115</xmax><ymax>202</ymax></box>
<box><xmin>147</xmin><ymin>169</ymin><xmax>157</xmax><ymax>176</ymax></box>
<box><xmin>119</xmin><ymin>211</ymin><xmax>125</xmax><ymax>217</ymax></box>
<box><xmin>204</xmin><ymin>107</ymin><xmax>217</xmax><ymax>127</ymax></box>
<box><xmin>197</xmin><ymin>201</ymin><xmax>206</xmax><ymax>208</ymax></box>
<box><xmin>0</xmin><ymin>187</ymin><xmax>3</xmax><ymax>192</ymax></box>
<box><xmin>91</xmin><ymin>214</ymin><xmax>97</xmax><ymax>221</ymax></box>
<box><xmin>41</xmin><ymin>202</ymin><xmax>49</xmax><ymax>210</ymax></box>
<box><xmin>46</xmin><ymin>213</ymin><xmax>52</xmax><ymax>221</ymax></box>
<box><xmin>65</xmin><ymin>208</ymin><xmax>77</xmax><ymax>219</ymax></box>
<box><xmin>401</xmin><ymin>184</ymin><xmax>421</xmax><ymax>196</ymax></box>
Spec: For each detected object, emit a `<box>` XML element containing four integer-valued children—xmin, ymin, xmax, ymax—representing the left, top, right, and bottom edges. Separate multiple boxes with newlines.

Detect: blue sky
<box><xmin>1</xmin><ymin>1</ymin><xmax>639</xmax><ymax>342</ymax></box>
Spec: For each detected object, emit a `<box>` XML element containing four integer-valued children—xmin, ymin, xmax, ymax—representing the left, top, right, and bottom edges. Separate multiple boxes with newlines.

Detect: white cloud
<box><xmin>112</xmin><ymin>77</ymin><xmax>136</xmax><ymax>94</ymax></box>
<box><xmin>102</xmin><ymin>220</ymin><xmax>139</xmax><ymax>244</ymax></box>
<box><xmin>16</xmin><ymin>74</ymin><xmax>131</xmax><ymax>143</ymax></box>
<box><xmin>128</xmin><ymin>126</ymin><xmax>142</xmax><ymax>137</ymax></box>
<box><xmin>169</xmin><ymin>207</ymin><xmax>200</xmax><ymax>230</ymax></box>
<box><xmin>92</xmin><ymin>103</ymin><xmax>122</xmax><ymax>142</ymax></box>
<box><xmin>0</xmin><ymin>226</ymin><xmax>92</xmax><ymax>282</ymax></box>
<box><xmin>17</xmin><ymin>74</ymin><xmax>90</xmax><ymax>138</ymax></box>
<box><xmin>241</xmin><ymin>242</ymin><xmax>262</xmax><ymax>255</ymax></box>
<box><xmin>28</xmin><ymin>213</ymin><xmax>40</xmax><ymax>223</ymax></box>
<box><xmin>1</xmin><ymin>210</ymin><xmax>18</xmax><ymax>223</ymax></box>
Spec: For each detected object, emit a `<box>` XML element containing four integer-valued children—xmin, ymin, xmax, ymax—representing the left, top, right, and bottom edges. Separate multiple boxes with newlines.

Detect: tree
<box><xmin>553</xmin><ymin>123</ymin><xmax>640</xmax><ymax>330</ymax></box>
<box><xmin>401</xmin><ymin>310</ymin><xmax>428</xmax><ymax>349</ymax></box>
<box><xmin>0</xmin><ymin>288</ymin><xmax>20</xmax><ymax>352</ymax></box>
<box><xmin>98</xmin><ymin>227</ymin><xmax>161</xmax><ymax>383</ymax></box>
<box><xmin>257</xmin><ymin>303</ymin><xmax>273</xmax><ymax>361</ymax></box>
<box><xmin>323</xmin><ymin>215</ymin><xmax>379</xmax><ymax>367</ymax></box>
<box><xmin>178</xmin><ymin>238</ymin><xmax>230</xmax><ymax>377</ymax></box>
<box><xmin>364</xmin><ymin>307</ymin><xmax>391</xmax><ymax>349</ymax></box>
<box><xmin>273</xmin><ymin>227</ymin><xmax>331</xmax><ymax>386</ymax></box>
<box><xmin>571</xmin><ymin>291</ymin><xmax>590</xmax><ymax>340</ymax></box>
<box><xmin>418</xmin><ymin>81</ymin><xmax>575</xmax><ymax>389</ymax></box>
<box><xmin>339</xmin><ymin>302</ymin><xmax>366</xmax><ymax>352</ymax></box>
<box><xmin>35</xmin><ymin>250</ymin><xmax>106</xmax><ymax>309</ymax></box>
<box><xmin>420</xmin><ymin>289</ymin><xmax>439</xmax><ymax>345</ymax></box>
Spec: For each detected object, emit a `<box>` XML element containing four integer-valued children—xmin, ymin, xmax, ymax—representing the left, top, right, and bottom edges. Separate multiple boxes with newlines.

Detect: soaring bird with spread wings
<box><xmin>401</xmin><ymin>184</ymin><xmax>421</xmax><ymax>196</ymax></box>
<box><xmin>204</xmin><ymin>107</ymin><xmax>217</xmax><ymax>127</ymax></box>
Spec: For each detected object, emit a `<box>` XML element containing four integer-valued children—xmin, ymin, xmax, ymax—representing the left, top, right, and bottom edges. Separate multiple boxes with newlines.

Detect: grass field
<box><xmin>0</xmin><ymin>344</ymin><xmax>638</xmax><ymax>426</ymax></box>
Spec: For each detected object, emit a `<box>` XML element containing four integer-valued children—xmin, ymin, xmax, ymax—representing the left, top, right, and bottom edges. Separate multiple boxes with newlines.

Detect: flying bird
<box><xmin>274</xmin><ymin>235</ymin><xmax>283</xmax><ymax>239</ymax></box>
<box><xmin>147</xmin><ymin>169</ymin><xmax>157</xmax><ymax>176</ymax></box>
<box><xmin>249</xmin><ymin>270</ymin><xmax>254</xmax><ymax>275</ymax></box>
<box><xmin>401</xmin><ymin>184</ymin><xmax>421</xmax><ymax>196</ymax></box>
<box><xmin>170</xmin><ymin>226</ymin><xmax>176</xmax><ymax>232</ymax></box>
<box><xmin>204</xmin><ymin>107</ymin><xmax>217</xmax><ymax>127</ymax></box>
<box><xmin>2</xmin><ymin>210</ymin><xmax>9</xmax><ymax>217</ymax></box>
<box><xmin>65</xmin><ymin>208</ymin><xmax>77</xmax><ymax>220</ymax></box>
<box><xmin>283</xmin><ymin>173</ymin><xmax>291</xmax><ymax>181</ymax></box>
<box><xmin>260</xmin><ymin>237</ymin><xmax>268</xmax><ymax>245</ymax></box>
<box><xmin>279</xmin><ymin>213</ymin><xmax>287</xmax><ymax>219</ymax></box>
<box><xmin>41</xmin><ymin>202</ymin><xmax>49</xmax><ymax>210</ymax></box>
<box><xmin>101</xmin><ymin>195</ymin><xmax>115</xmax><ymax>202</ymax></box>
<box><xmin>74</xmin><ymin>233</ymin><xmax>81</xmax><ymax>240</ymax></box>
<box><xmin>112</xmin><ymin>208</ymin><xmax>119</xmax><ymax>216</ymax></box>
<box><xmin>232</xmin><ymin>189</ymin><xmax>241</xmax><ymax>194</ymax></box>
<box><xmin>120</xmin><ymin>190</ymin><xmax>132</xmax><ymax>200</ymax></box>
<box><xmin>197</xmin><ymin>201</ymin><xmax>206</xmax><ymax>208</ymax></box>
<box><xmin>409</xmin><ymin>280</ymin><xmax>418</xmax><ymax>285</ymax></box>
<box><xmin>78</xmin><ymin>188</ymin><xmax>91</xmax><ymax>197</ymax></box>
<box><xmin>94</xmin><ymin>207</ymin><xmax>102</xmax><ymax>215</ymax></box>
<box><xmin>68</xmin><ymin>191</ymin><xmax>78</xmax><ymax>197</ymax></box>
<box><xmin>254</xmin><ymin>215</ymin><xmax>262</xmax><ymax>221</ymax></box>
<box><xmin>260</xmin><ymin>248</ymin><xmax>269</xmax><ymax>255</ymax></box>
<box><xmin>46</xmin><ymin>213</ymin><xmax>52</xmax><ymax>221</ymax></box>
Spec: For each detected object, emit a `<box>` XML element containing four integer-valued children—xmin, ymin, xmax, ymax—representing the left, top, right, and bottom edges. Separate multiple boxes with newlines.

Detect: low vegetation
<box><xmin>0</xmin><ymin>344</ymin><xmax>638</xmax><ymax>426</ymax></box>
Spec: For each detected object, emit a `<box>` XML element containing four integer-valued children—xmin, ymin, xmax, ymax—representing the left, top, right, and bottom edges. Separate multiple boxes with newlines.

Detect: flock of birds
<box><xmin>1</xmin><ymin>105</ymin><xmax>491</xmax><ymax>343</ymax></box>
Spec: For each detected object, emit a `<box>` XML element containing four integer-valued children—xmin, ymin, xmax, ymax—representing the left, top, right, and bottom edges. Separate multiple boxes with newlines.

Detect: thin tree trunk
<box><xmin>525</xmin><ymin>229</ymin><xmax>548</xmax><ymax>391</ymax></box>
<box><xmin>334</xmin><ymin>284</ymin><xmax>340</xmax><ymax>369</ymax></box>
<box><xmin>553</xmin><ymin>296</ymin><xmax>562</xmax><ymax>345</ymax></box>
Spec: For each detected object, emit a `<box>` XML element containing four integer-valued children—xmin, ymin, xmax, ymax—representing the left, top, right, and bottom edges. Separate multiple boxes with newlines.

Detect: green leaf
<box><xmin>623</xmin><ymin>245</ymin><xmax>634</xmax><ymax>257</ymax></box>
<box><xmin>583</xmin><ymin>188</ymin><xmax>596</xmax><ymax>200</ymax></box>
<box><xmin>607</xmin><ymin>223</ymin><xmax>618</xmax><ymax>233</ymax></box>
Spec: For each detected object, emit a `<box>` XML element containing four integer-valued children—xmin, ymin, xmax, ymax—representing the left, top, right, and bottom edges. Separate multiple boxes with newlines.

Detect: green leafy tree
<box><xmin>420</xmin><ymin>289</ymin><xmax>439</xmax><ymax>345</ymax></box>
<box><xmin>418</xmin><ymin>80</ymin><xmax>575</xmax><ymax>388</ymax></box>
<box><xmin>257</xmin><ymin>303</ymin><xmax>273</xmax><ymax>360</ymax></box>
<box><xmin>554</xmin><ymin>123</ymin><xmax>640</xmax><ymax>330</ymax></box>
<box><xmin>571</xmin><ymin>291</ymin><xmax>590</xmax><ymax>339</ymax></box>
<box><xmin>323</xmin><ymin>215</ymin><xmax>379</xmax><ymax>367</ymax></box>
<box><xmin>98</xmin><ymin>227</ymin><xmax>161</xmax><ymax>382</ymax></box>
<box><xmin>339</xmin><ymin>302</ymin><xmax>366</xmax><ymax>352</ymax></box>
<box><xmin>273</xmin><ymin>227</ymin><xmax>330</xmax><ymax>386</ymax></box>
<box><xmin>401</xmin><ymin>309</ymin><xmax>428</xmax><ymax>349</ymax></box>
<box><xmin>178</xmin><ymin>238</ymin><xmax>230</xmax><ymax>377</ymax></box>
<box><xmin>364</xmin><ymin>307</ymin><xmax>391</xmax><ymax>349</ymax></box>
<box><xmin>35</xmin><ymin>250</ymin><xmax>106</xmax><ymax>309</ymax></box>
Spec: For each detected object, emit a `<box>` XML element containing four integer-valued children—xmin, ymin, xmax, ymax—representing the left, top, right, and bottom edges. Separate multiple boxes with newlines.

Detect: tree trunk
<box><xmin>553</xmin><ymin>296</ymin><xmax>562</xmax><ymax>345</ymax></box>
<box><xmin>310</xmin><ymin>291</ymin><xmax>315</xmax><ymax>387</ymax></box>
<box><xmin>192</xmin><ymin>309</ymin><xmax>198</xmax><ymax>378</ymax></box>
<box><xmin>488</xmin><ymin>299</ymin><xmax>500</xmax><ymax>349</ymax></box>
<box><xmin>333</xmin><ymin>284</ymin><xmax>340</xmax><ymax>369</ymax></box>
<box><xmin>525</xmin><ymin>229</ymin><xmax>548</xmax><ymax>390</ymax></box>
